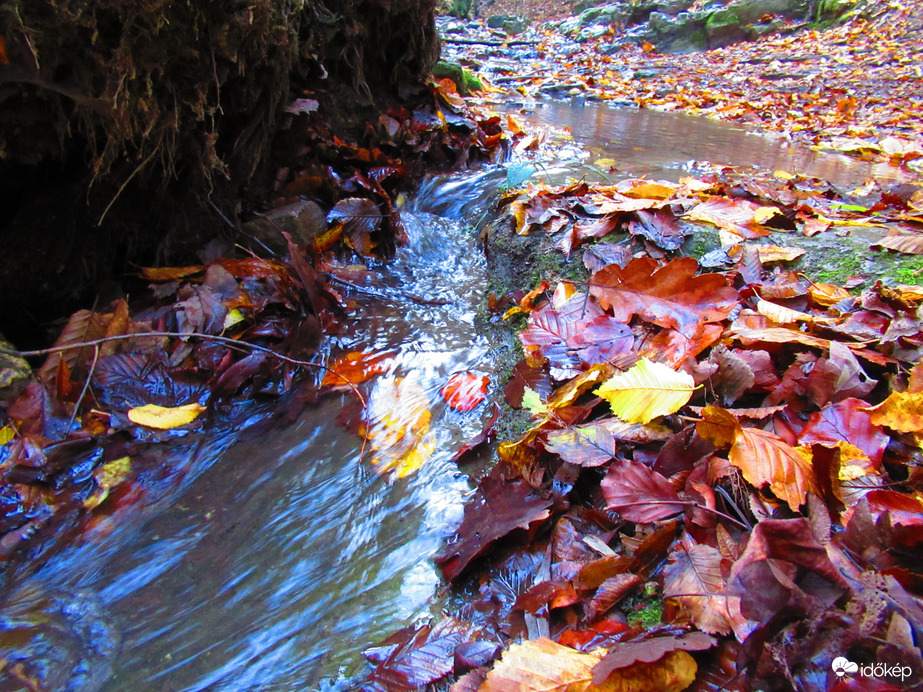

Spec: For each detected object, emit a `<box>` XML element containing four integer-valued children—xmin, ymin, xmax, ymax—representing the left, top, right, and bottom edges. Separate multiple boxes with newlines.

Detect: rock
<box><xmin>705</xmin><ymin>8</ymin><xmax>745</xmax><ymax>47</ymax></box>
<box><xmin>433</xmin><ymin>60</ymin><xmax>484</xmax><ymax>95</ymax></box>
<box><xmin>241</xmin><ymin>200</ymin><xmax>327</xmax><ymax>253</ymax></box>
<box><xmin>0</xmin><ymin>334</ymin><xmax>31</xmax><ymax>401</ymax></box>
<box><xmin>578</xmin><ymin>3</ymin><xmax>631</xmax><ymax>27</ymax></box>
<box><xmin>485</xmin><ymin>13</ymin><xmax>516</xmax><ymax>28</ymax></box>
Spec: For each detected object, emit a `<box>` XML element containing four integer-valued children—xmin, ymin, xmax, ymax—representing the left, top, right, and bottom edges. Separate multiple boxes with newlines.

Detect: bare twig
<box><xmin>0</xmin><ymin>331</ymin><xmax>366</xmax><ymax>408</ymax></box>
<box><xmin>67</xmin><ymin>344</ymin><xmax>100</xmax><ymax>434</ymax></box>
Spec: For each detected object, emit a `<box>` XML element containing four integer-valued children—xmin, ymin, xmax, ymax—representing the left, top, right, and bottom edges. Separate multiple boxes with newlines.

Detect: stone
<box><xmin>705</xmin><ymin>7</ymin><xmax>745</xmax><ymax>47</ymax></box>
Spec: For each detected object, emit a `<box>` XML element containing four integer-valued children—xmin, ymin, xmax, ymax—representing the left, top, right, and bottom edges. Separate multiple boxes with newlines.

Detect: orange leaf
<box><xmin>440</xmin><ymin>372</ymin><xmax>489</xmax><ymax>412</ymax></box>
<box><xmin>481</xmin><ymin>638</ymin><xmax>697</xmax><ymax>692</ymax></box>
<box><xmin>730</xmin><ymin>428</ymin><xmax>818</xmax><ymax>511</ymax></box>
<box><xmin>696</xmin><ymin>405</ymin><xmax>741</xmax><ymax>449</ymax></box>
<box><xmin>321</xmin><ymin>350</ymin><xmax>394</xmax><ymax>387</ymax></box>
<box><xmin>862</xmin><ymin>391</ymin><xmax>923</xmax><ymax>433</ymax></box>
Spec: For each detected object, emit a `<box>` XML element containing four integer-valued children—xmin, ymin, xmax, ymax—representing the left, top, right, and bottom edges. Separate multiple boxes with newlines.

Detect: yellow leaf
<box><xmin>480</xmin><ymin>638</ymin><xmax>697</xmax><ymax>692</ymax></box>
<box><xmin>127</xmin><ymin>403</ymin><xmax>205</xmax><ymax>430</ymax></box>
<box><xmin>84</xmin><ymin>456</ymin><xmax>132</xmax><ymax>509</ymax></box>
<box><xmin>365</xmin><ymin>375</ymin><xmax>433</xmax><ymax>478</ymax></box>
<box><xmin>595</xmin><ymin>358</ymin><xmax>695</xmax><ymax>424</ymax></box>
<box><xmin>0</xmin><ymin>425</ymin><xmax>14</xmax><ymax>445</ymax></box>
<box><xmin>222</xmin><ymin>308</ymin><xmax>246</xmax><ymax>331</ymax></box>
<box><xmin>863</xmin><ymin>391</ymin><xmax>923</xmax><ymax>433</ymax></box>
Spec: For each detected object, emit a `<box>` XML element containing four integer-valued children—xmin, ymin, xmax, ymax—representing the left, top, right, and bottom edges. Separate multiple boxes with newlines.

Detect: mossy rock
<box><xmin>433</xmin><ymin>60</ymin><xmax>484</xmax><ymax>95</ymax></box>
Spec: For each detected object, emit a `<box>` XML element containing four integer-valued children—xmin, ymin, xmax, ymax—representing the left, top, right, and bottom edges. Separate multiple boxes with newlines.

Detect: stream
<box><xmin>0</xmin><ymin>103</ymin><xmax>908</xmax><ymax>692</ymax></box>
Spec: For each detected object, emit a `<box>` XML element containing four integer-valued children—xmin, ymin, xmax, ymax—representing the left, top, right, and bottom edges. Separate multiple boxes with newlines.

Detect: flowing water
<box><xmin>0</xmin><ymin>103</ymin><xmax>907</xmax><ymax>692</ymax></box>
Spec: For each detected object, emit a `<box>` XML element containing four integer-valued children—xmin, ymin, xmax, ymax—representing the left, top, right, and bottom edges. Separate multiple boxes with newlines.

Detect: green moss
<box><xmin>808</xmin><ymin>250</ymin><xmax>865</xmax><ymax>285</ymax></box>
<box><xmin>627</xmin><ymin>599</ymin><xmax>663</xmax><ymax>628</ymax></box>
<box><xmin>873</xmin><ymin>252</ymin><xmax>923</xmax><ymax>286</ymax></box>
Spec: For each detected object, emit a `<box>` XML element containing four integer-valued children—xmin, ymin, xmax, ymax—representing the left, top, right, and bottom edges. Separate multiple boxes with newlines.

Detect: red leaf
<box><xmin>798</xmin><ymin>398</ymin><xmax>889</xmax><ymax>467</ymax></box>
<box><xmin>590</xmin><ymin>257</ymin><xmax>738</xmax><ymax>339</ymax></box>
<box><xmin>441</xmin><ymin>372</ymin><xmax>489</xmax><ymax>412</ymax></box>
<box><xmin>600</xmin><ymin>459</ymin><xmax>684</xmax><ymax>522</ymax></box>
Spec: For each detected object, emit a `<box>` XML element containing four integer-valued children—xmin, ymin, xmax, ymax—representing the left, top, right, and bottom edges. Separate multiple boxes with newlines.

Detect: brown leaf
<box><xmin>481</xmin><ymin>638</ymin><xmax>699</xmax><ymax>692</ymax></box>
<box><xmin>589</xmin><ymin>257</ymin><xmax>738</xmax><ymax>339</ymax></box>
<box><xmin>590</xmin><ymin>632</ymin><xmax>715</xmax><ymax>685</ymax></box>
<box><xmin>798</xmin><ymin>398</ymin><xmax>889</xmax><ymax>468</ymax></box>
<box><xmin>686</xmin><ymin>196</ymin><xmax>774</xmax><ymax>240</ymax></box>
<box><xmin>363</xmin><ymin>618</ymin><xmax>477</xmax><ymax>691</ymax></box>
<box><xmin>326</xmin><ymin>197</ymin><xmax>381</xmax><ymax>257</ymax></box>
<box><xmin>663</xmin><ymin>532</ymin><xmax>746</xmax><ymax>637</ymax></box>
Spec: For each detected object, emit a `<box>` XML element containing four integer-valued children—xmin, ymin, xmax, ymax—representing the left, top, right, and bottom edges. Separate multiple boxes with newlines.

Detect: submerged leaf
<box><xmin>441</xmin><ymin>372</ymin><xmax>489</xmax><ymax>412</ymax></box>
<box><xmin>365</xmin><ymin>375</ymin><xmax>433</xmax><ymax>478</ymax></box>
<box><xmin>595</xmin><ymin>358</ymin><xmax>695</xmax><ymax>424</ymax></box>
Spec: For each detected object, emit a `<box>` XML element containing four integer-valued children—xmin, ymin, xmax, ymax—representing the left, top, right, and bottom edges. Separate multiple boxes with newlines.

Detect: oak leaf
<box><xmin>595</xmin><ymin>358</ymin><xmax>695</xmax><ymax>424</ymax></box>
<box><xmin>589</xmin><ymin>257</ymin><xmax>738</xmax><ymax>339</ymax></box>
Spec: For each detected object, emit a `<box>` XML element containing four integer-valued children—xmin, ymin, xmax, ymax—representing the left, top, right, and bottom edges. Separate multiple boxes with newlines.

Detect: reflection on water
<box><xmin>516</xmin><ymin>101</ymin><xmax>910</xmax><ymax>187</ymax></box>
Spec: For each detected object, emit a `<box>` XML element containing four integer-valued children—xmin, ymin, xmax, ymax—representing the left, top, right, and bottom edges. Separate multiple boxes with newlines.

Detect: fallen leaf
<box><xmin>126</xmin><ymin>402</ymin><xmax>206</xmax><ymax>430</ymax></box>
<box><xmin>436</xmin><ymin>474</ymin><xmax>552</xmax><ymax>582</ymax></box>
<box><xmin>686</xmin><ymin>196</ymin><xmax>775</xmax><ymax>240</ymax></box>
<box><xmin>481</xmin><ymin>637</ymin><xmax>698</xmax><ymax>692</ymax></box>
<box><xmin>862</xmin><ymin>390</ymin><xmax>923</xmax><ymax>432</ymax></box>
<box><xmin>83</xmin><ymin>456</ymin><xmax>132</xmax><ymax>509</ymax></box>
<box><xmin>365</xmin><ymin>375</ymin><xmax>434</xmax><ymax>478</ymax></box>
<box><xmin>441</xmin><ymin>372</ymin><xmax>489</xmax><ymax>412</ymax></box>
<box><xmin>322</xmin><ymin>350</ymin><xmax>394</xmax><ymax>387</ymax></box>
<box><xmin>601</xmin><ymin>458</ymin><xmax>684</xmax><ymax>522</ymax></box>
<box><xmin>545</xmin><ymin>418</ymin><xmax>671</xmax><ymax>467</ymax></box>
<box><xmin>730</xmin><ymin>427</ymin><xmax>818</xmax><ymax>511</ymax></box>
<box><xmin>589</xmin><ymin>257</ymin><xmax>738</xmax><ymax>339</ymax></box>
<box><xmin>595</xmin><ymin>358</ymin><xmax>695</xmax><ymax>424</ymax></box>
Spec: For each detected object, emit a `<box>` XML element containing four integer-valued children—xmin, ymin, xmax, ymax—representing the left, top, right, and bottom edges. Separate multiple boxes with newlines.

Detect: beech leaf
<box><xmin>730</xmin><ymin>427</ymin><xmax>818</xmax><ymax>511</ymax></box>
<box><xmin>862</xmin><ymin>390</ymin><xmax>923</xmax><ymax>433</ymax></box>
<box><xmin>545</xmin><ymin>418</ymin><xmax>671</xmax><ymax>467</ymax></box>
<box><xmin>595</xmin><ymin>358</ymin><xmax>695</xmax><ymax>424</ymax></box>
<box><xmin>127</xmin><ymin>402</ymin><xmax>206</xmax><ymax>430</ymax></box>
<box><xmin>601</xmin><ymin>458</ymin><xmax>684</xmax><ymax>522</ymax></box>
<box><xmin>441</xmin><ymin>372</ymin><xmax>489</xmax><ymax>412</ymax></box>
<box><xmin>589</xmin><ymin>257</ymin><xmax>738</xmax><ymax>339</ymax></box>
<box><xmin>481</xmin><ymin>637</ymin><xmax>698</xmax><ymax>692</ymax></box>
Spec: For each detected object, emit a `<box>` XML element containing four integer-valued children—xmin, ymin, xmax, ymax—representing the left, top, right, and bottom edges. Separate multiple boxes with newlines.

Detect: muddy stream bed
<box><xmin>0</xmin><ymin>104</ymin><xmax>910</xmax><ymax>691</ymax></box>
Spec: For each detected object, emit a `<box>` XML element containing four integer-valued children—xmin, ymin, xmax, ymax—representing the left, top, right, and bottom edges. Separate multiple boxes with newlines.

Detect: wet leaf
<box><xmin>481</xmin><ymin>638</ymin><xmax>698</xmax><ymax>692</ymax></box>
<box><xmin>441</xmin><ymin>372</ymin><xmax>489</xmax><ymax>412</ymax></box>
<box><xmin>365</xmin><ymin>376</ymin><xmax>434</xmax><ymax>478</ymax></box>
<box><xmin>601</xmin><ymin>458</ymin><xmax>683</xmax><ymax>523</ymax></box>
<box><xmin>730</xmin><ymin>427</ymin><xmax>818</xmax><ymax>511</ymax></box>
<box><xmin>436</xmin><ymin>473</ymin><xmax>552</xmax><ymax>582</ymax></box>
<box><xmin>127</xmin><ymin>402</ymin><xmax>206</xmax><ymax>430</ymax></box>
<box><xmin>686</xmin><ymin>197</ymin><xmax>775</xmax><ymax>240</ymax></box>
<box><xmin>589</xmin><ymin>257</ymin><xmax>738</xmax><ymax>339</ymax></box>
<box><xmin>590</xmin><ymin>633</ymin><xmax>713</xmax><ymax>686</ymax></box>
<box><xmin>327</xmin><ymin>197</ymin><xmax>381</xmax><ymax>257</ymax></box>
<box><xmin>322</xmin><ymin>350</ymin><xmax>394</xmax><ymax>387</ymax></box>
<box><xmin>83</xmin><ymin>456</ymin><xmax>132</xmax><ymax>509</ymax></box>
<box><xmin>595</xmin><ymin>358</ymin><xmax>695</xmax><ymax>424</ymax></box>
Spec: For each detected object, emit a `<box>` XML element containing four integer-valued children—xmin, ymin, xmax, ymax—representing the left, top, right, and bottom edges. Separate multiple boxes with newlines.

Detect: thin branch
<box><xmin>612</xmin><ymin>500</ymin><xmax>751</xmax><ymax>530</ymax></box>
<box><xmin>67</xmin><ymin>344</ymin><xmax>99</xmax><ymax>434</ymax></box>
<box><xmin>0</xmin><ymin>331</ymin><xmax>366</xmax><ymax>407</ymax></box>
